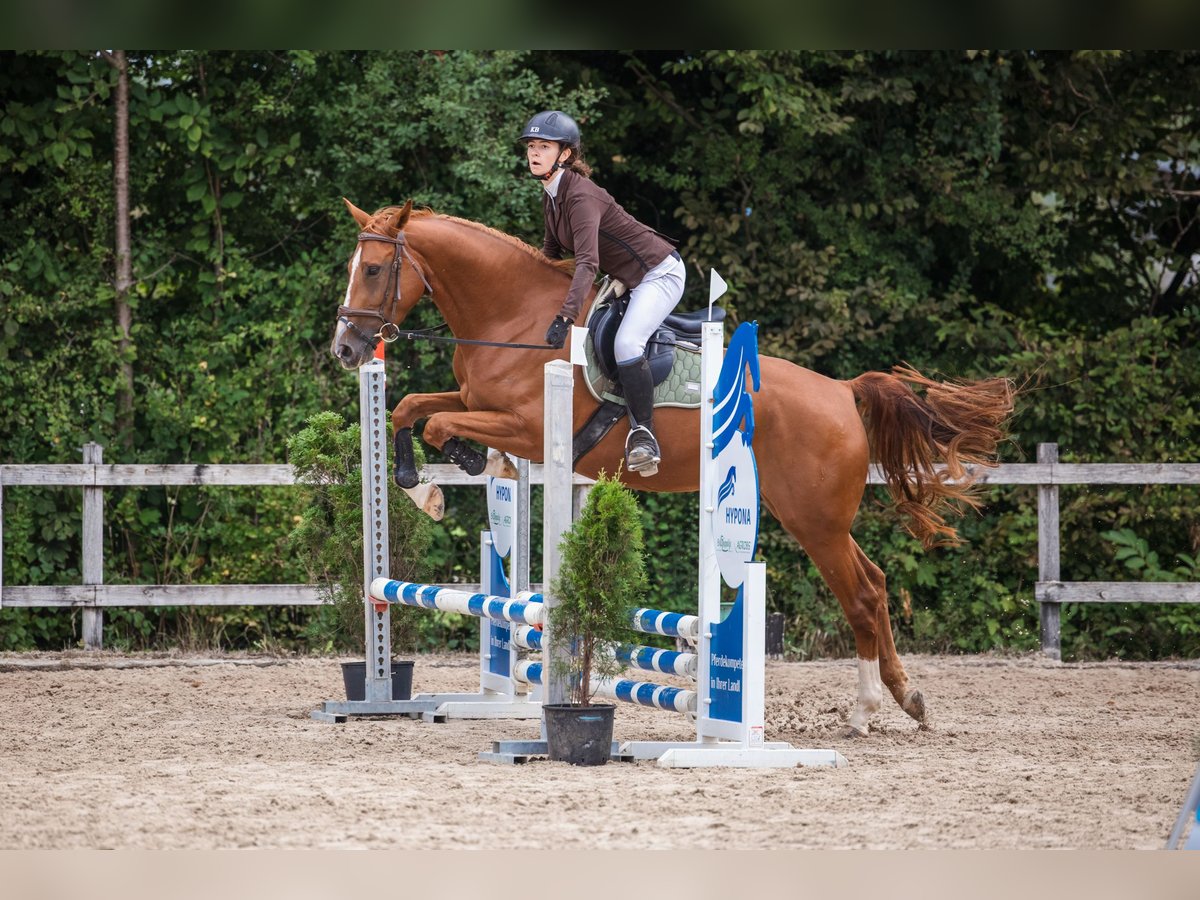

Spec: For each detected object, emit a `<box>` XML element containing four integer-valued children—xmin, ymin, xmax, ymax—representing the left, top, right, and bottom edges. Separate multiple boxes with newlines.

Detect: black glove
<box><xmin>545</xmin><ymin>315</ymin><xmax>573</xmax><ymax>349</ymax></box>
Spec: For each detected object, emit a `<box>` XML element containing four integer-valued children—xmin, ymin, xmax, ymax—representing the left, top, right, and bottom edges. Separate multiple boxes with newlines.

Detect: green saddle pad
<box><xmin>582</xmin><ymin>331</ymin><xmax>704</xmax><ymax>410</ymax></box>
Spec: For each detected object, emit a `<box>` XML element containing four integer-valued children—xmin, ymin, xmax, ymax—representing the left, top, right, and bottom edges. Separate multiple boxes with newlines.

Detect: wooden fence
<box><xmin>0</xmin><ymin>442</ymin><xmax>587</xmax><ymax>649</ymax></box>
<box><xmin>2</xmin><ymin>441</ymin><xmax>1198</xmax><ymax>657</ymax></box>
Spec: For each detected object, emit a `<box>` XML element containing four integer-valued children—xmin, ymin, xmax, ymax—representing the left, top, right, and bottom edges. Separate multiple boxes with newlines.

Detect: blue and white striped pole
<box><xmin>370</xmin><ymin>578</ymin><xmax>545</xmax><ymax>627</ymax></box>
<box><xmin>628</xmin><ymin>607</ymin><xmax>700</xmax><ymax>641</ymax></box>
<box><xmin>592</xmin><ymin>676</ymin><xmax>697</xmax><ymax>715</ymax></box>
<box><xmin>612</xmin><ymin>644</ymin><xmax>697</xmax><ymax>679</ymax></box>
<box><xmin>512</xmin><ymin>662</ymin><xmax>697</xmax><ymax>715</ymax></box>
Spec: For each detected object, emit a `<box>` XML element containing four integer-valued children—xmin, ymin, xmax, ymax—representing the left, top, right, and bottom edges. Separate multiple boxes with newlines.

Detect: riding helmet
<box><xmin>518</xmin><ymin>111</ymin><xmax>581</xmax><ymax>148</ymax></box>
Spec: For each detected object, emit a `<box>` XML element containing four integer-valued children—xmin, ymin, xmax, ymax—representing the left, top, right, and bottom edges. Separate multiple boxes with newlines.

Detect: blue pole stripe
<box><xmin>655</xmin><ymin>685</ymin><xmax>687</xmax><ymax>708</ymax></box>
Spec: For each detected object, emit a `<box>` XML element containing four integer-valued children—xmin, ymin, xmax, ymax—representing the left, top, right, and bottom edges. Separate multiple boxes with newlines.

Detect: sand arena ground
<box><xmin>1</xmin><ymin>651</ymin><xmax>1196</xmax><ymax>850</ymax></box>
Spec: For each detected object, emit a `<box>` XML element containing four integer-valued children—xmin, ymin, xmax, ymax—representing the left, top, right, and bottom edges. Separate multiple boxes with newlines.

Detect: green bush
<box><xmin>549</xmin><ymin>471</ymin><xmax>648</xmax><ymax>705</ymax></box>
<box><xmin>4</xmin><ymin>51</ymin><xmax>1198</xmax><ymax>661</ymax></box>
<box><xmin>287</xmin><ymin>410</ymin><xmax>432</xmax><ymax>655</ymax></box>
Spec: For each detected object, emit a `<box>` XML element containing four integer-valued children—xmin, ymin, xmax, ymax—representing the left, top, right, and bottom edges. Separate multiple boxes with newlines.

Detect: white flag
<box><xmin>708</xmin><ymin>268</ymin><xmax>728</xmax><ymax>316</ymax></box>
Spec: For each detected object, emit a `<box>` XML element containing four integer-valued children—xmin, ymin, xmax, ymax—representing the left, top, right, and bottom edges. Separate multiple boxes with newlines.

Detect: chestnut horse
<box><xmin>331</xmin><ymin>199</ymin><xmax>1015</xmax><ymax>737</ymax></box>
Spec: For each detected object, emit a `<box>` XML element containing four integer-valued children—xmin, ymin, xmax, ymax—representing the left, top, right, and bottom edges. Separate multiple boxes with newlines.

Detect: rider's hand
<box><xmin>544</xmin><ymin>315</ymin><xmax>573</xmax><ymax>349</ymax></box>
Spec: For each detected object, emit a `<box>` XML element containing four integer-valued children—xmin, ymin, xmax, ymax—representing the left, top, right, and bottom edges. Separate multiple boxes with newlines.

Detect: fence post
<box><xmin>359</xmin><ymin>359</ymin><xmax>393</xmax><ymax>702</ymax></box>
<box><xmin>82</xmin><ymin>442</ymin><xmax>104</xmax><ymax>650</ymax></box>
<box><xmin>542</xmin><ymin>360</ymin><xmax>574</xmax><ymax>706</ymax></box>
<box><xmin>514</xmin><ymin>457</ymin><xmax>530</xmax><ymax>593</ymax></box>
<box><xmin>572</xmin><ymin>483</ymin><xmax>591</xmax><ymax>522</ymax></box>
<box><xmin>766</xmin><ymin>612</ymin><xmax>785</xmax><ymax>657</ymax></box>
<box><xmin>1037</xmin><ymin>442</ymin><xmax>1061</xmax><ymax>660</ymax></box>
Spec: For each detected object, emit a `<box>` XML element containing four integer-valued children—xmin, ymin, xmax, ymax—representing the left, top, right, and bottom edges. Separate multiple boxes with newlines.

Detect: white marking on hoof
<box><xmin>402</xmin><ymin>482</ymin><xmax>445</xmax><ymax>521</ymax></box>
<box><xmin>483</xmin><ymin>451</ymin><xmax>519</xmax><ymax>480</ymax></box>
<box><xmin>847</xmin><ymin>657</ymin><xmax>883</xmax><ymax>735</ymax></box>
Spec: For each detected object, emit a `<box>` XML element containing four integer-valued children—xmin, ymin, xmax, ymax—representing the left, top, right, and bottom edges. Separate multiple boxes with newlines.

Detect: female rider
<box><xmin>519</xmin><ymin>110</ymin><xmax>686</xmax><ymax>476</ymax></box>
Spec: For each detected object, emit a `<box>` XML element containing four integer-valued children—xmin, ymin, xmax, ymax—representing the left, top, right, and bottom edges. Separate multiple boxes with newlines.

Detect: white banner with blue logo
<box><xmin>485</xmin><ymin>474</ymin><xmax>518</xmax><ymax>677</ymax></box>
<box><xmin>487</xmin><ymin>474</ymin><xmax>516</xmax><ymax>560</ymax></box>
<box><xmin>705</xmin><ymin>321</ymin><xmax>761</xmax><ymax>723</ymax></box>
<box><xmin>709</xmin><ymin>322</ymin><xmax>761</xmax><ymax>589</ymax></box>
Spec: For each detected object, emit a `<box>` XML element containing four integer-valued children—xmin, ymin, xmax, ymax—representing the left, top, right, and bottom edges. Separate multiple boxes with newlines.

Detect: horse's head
<box><xmin>330</xmin><ymin>198</ymin><xmax>432</xmax><ymax>369</ymax></box>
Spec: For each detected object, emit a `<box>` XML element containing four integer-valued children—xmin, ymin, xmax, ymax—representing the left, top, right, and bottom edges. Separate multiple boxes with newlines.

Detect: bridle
<box><xmin>336</xmin><ymin>229</ymin><xmax>433</xmax><ymax>347</ymax></box>
<box><xmin>335</xmin><ymin>225</ymin><xmax>563</xmax><ymax>353</ymax></box>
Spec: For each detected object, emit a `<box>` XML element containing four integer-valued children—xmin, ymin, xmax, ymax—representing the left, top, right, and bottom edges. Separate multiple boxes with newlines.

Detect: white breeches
<box><xmin>613</xmin><ymin>252</ymin><xmax>687</xmax><ymax>365</ymax></box>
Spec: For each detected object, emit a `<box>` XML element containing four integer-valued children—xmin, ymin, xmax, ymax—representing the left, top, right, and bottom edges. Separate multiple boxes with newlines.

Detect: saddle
<box><xmin>573</xmin><ymin>278</ymin><xmax>726</xmax><ymax>466</ymax></box>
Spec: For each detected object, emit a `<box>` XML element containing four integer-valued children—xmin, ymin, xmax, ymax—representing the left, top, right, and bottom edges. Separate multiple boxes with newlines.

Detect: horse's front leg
<box><xmin>390</xmin><ymin>391</ymin><xmax>469</xmax><ymax>521</ymax></box>
<box><xmin>421</xmin><ymin>409</ymin><xmax>533</xmax><ymax>481</ymax></box>
<box><xmin>391</xmin><ymin>393</ymin><xmax>520</xmax><ymax>520</ymax></box>
<box><xmin>440</xmin><ymin>435</ymin><xmax>521</xmax><ymax>481</ymax></box>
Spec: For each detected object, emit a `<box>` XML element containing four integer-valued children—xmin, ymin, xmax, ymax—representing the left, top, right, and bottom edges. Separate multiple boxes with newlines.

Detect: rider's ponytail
<box><xmin>565</xmin><ymin>146</ymin><xmax>593</xmax><ymax>179</ymax></box>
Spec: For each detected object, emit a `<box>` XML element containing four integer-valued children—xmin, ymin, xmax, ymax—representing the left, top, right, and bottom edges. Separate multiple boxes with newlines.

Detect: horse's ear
<box><xmin>386</xmin><ymin>199</ymin><xmax>414</xmax><ymax>233</ymax></box>
<box><xmin>343</xmin><ymin>198</ymin><xmax>372</xmax><ymax>229</ymax></box>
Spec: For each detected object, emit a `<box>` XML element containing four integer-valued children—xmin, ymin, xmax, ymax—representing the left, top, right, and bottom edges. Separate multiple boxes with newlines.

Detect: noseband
<box><xmin>336</xmin><ymin>230</ymin><xmax>433</xmax><ymax>347</ymax></box>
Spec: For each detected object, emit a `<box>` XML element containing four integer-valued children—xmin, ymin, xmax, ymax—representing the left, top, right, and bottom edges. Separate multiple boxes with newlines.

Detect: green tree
<box><xmin>550</xmin><ymin>472</ymin><xmax>648</xmax><ymax>705</ymax></box>
<box><xmin>2</xmin><ymin>50</ymin><xmax>1196</xmax><ymax>659</ymax></box>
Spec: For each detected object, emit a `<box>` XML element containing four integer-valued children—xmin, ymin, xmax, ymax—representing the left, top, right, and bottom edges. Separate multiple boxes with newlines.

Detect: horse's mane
<box><xmin>371</xmin><ymin>206</ymin><xmax>574</xmax><ymax>274</ymax></box>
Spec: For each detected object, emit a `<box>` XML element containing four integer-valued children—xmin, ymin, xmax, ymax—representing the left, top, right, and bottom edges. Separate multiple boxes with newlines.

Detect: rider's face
<box><xmin>526</xmin><ymin>140</ymin><xmax>569</xmax><ymax>177</ymax></box>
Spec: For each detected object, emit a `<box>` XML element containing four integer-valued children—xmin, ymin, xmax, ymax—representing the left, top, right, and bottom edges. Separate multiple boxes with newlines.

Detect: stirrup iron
<box><xmin>624</xmin><ymin>425</ymin><xmax>660</xmax><ymax>477</ymax></box>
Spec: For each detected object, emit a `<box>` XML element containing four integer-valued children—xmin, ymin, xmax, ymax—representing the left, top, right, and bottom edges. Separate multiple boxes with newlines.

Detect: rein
<box><xmin>337</xmin><ymin>229</ymin><xmax>558</xmax><ymax>352</ymax></box>
<box><xmin>386</xmin><ymin>330</ymin><xmax>561</xmax><ymax>351</ymax></box>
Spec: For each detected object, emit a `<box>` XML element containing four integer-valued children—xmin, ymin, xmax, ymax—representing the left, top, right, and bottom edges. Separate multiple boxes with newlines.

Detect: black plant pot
<box><xmin>543</xmin><ymin>702</ymin><xmax>616</xmax><ymax>766</ymax></box>
<box><xmin>340</xmin><ymin>661</ymin><xmax>414</xmax><ymax>702</ymax></box>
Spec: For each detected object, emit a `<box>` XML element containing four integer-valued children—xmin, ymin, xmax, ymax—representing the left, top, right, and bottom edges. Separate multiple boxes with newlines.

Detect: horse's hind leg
<box><xmin>784</xmin><ymin>529</ymin><xmax>927</xmax><ymax>735</ymax></box>
<box><xmin>752</xmin><ymin>362</ymin><xmax>927</xmax><ymax>735</ymax></box>
<box><xmin>872</xmin><ymin>550</ymin><xmax>927</xmax><ymax>727</ymax></box>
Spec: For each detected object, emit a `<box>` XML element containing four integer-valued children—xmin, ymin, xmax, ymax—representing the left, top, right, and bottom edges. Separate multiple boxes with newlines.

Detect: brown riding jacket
<box><xmin>541</xmin><ymin>168</ymin><xmax>676</xmax><ymax>322</ymax></box>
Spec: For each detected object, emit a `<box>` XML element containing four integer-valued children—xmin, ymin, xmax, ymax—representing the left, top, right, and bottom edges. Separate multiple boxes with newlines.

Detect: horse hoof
<box><xmin>902</xmin><ymin>688</ymin><xmax>927</xmax><ymax>724</ymax></box>
<box><xmin>423</xmin><ymin>486</ymin><xmax>445</xmax><ymax>520</ymax></box>
<box><xmin>483</xmin><ymin>451</ymin><xmax>519</xmax><ymax>480</ymax></box>
<box><xmin>402</xmin><ymin>482</ymin><xmax>445</xmax><ymax>521</ymax></box>
<box><xmin>841</xmin><ymin>724</ymin><xmax>869</xmax><ymax>739</ymax></box>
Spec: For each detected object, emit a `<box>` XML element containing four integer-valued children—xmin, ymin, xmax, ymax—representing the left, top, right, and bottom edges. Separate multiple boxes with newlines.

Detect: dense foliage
<box><xmin>286</xmin><ymin>411</ymin><xmax>432</xmax><ymax>654</ymax></box>
<box><xmin>1</xmin><ymin>51</ymin><xmax>1197</xmax><ymax>659</ymax></box>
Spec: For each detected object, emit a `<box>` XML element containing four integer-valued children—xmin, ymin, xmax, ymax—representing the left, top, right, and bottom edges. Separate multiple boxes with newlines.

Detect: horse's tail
<box><xmin>848</xmin><ymin>366</ymin><xmax>1015</xmax><ymax>548</ymax></box>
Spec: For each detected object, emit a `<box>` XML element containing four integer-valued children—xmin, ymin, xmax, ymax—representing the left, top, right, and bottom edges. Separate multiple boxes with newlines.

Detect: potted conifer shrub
<box><xmin>288</xmin><ymin>411</ymin><xmax>433</xmax><ymax>700</ymax></box>
<box><xmin>543</xmin><ymin>471</ymin><xmax>648</xmax><ymax>766</ymax></box>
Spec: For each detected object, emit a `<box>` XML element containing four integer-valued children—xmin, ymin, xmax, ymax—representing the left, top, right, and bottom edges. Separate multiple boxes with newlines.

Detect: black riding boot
<box><xmin>616</xmin><ymin>356</ymin><xmax>661</xmax><ymax>476</ymax></box>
